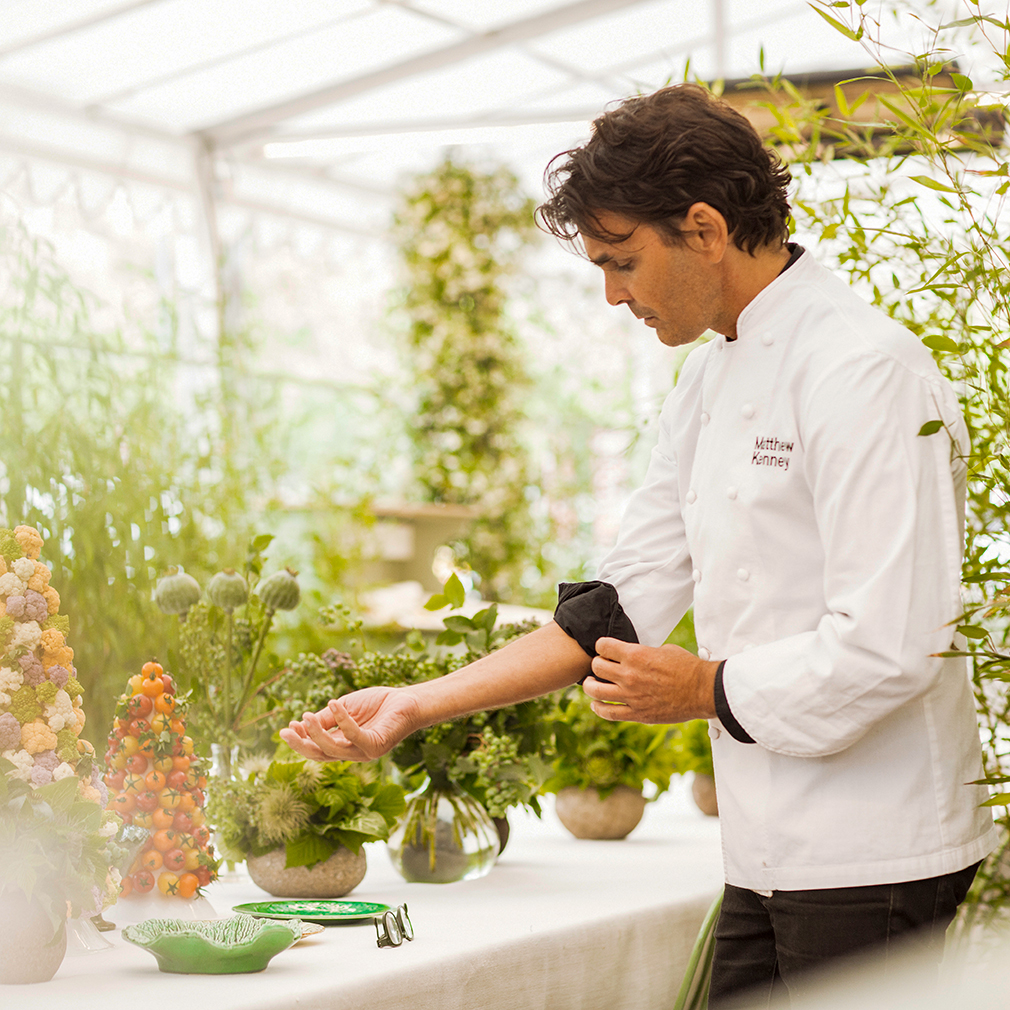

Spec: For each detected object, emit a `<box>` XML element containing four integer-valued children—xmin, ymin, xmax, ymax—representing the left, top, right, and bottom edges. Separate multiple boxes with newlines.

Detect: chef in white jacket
<box><xmin>282</xmin><ymin>84</ymin><xmax>996</xmax><ymax>1004</ymax></box>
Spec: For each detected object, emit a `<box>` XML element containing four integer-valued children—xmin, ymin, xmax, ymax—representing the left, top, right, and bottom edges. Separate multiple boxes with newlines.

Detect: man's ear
<box><xmin>681</xmin><ymin>202</ymin><xmax>729</xmax><ymax>262</ymax></box>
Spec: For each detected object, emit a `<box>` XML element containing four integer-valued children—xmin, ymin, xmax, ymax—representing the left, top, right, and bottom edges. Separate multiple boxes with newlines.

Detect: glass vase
<box><xmin>387</xmin><ymin>777</ymin><xmax>499</xmax><ymax>884</ymax></box>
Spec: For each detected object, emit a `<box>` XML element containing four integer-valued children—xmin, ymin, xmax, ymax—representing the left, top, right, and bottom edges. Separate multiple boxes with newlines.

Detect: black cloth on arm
<box><xmin>714</xmin><ymin>660</ymin><xmax>756</xmax><ymax>744</ymax></box>
<box><xmin>553</xmin><ymin>582</ymin><xmax>639</xmax><ymax>672</ymax></box>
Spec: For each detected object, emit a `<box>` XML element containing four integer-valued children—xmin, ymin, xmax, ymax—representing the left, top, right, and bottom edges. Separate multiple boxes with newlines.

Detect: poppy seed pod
<box><xmin>255</xmin><ymin>568</ymin><xmax>300</xmax><ymax>613</ymax></box>
<box><xmin>206</xmin><ymin>568</ymin><xmax>249</xmax><ymax>613</ymax></box>
<box><xmin>154</xmin><ymin>568</ymin><xmax>202</xmax><ymax>616</ymax></box>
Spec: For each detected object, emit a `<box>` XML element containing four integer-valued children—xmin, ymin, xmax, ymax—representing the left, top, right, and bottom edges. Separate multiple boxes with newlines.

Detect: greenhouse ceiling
<box><xmin>0</xmin><ymin>0</ymin><xmax>1002</xmax><ymax>238</ymax></box>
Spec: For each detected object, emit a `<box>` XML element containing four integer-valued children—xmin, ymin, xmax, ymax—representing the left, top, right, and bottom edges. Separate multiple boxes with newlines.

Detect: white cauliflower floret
<box><xmin>2</xmin><ymin>748</ymin><xmax>34</xmax><ymax>781</ymax></box>
<box><xmin>10</xmin><ymin>621</ymin><xmax>41</xmax><ymax>653</ymax></box>
<box><xmin>0</xmin><ymin>666</ymin><xmax>23</xmax><ymax>707</ymax></box>
<box><xmin>12</xmin><ymin>557</ymin><xmax>35</xmax><ymax>582</ymax></box>
<box><xmin>52</xmin><ymin>762</ymin><xmax>75</xmax><ymax>781</ymax></box>
<box><xmin>45</xmin><ymin>689</ymin><xmax>74</xmax><ymax>732</ymax></box>
<box><xmin>0</xmin><ymin>572</ymin><xmax>26</xmax><ymax>597</ymax></box>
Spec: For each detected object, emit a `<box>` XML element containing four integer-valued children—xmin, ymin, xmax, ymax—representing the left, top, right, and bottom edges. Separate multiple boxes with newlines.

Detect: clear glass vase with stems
<box><xmin>387</xmin><ymin>775</ymin><xmax>499</xmax><ymax>884</ymax></box>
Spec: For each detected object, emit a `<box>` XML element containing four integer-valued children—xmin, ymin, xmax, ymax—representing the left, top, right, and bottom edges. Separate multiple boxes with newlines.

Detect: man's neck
<box><xmin>720</xmin><ymin>242</ymin><xmax>793</xmax><ymax>341</ymax></box>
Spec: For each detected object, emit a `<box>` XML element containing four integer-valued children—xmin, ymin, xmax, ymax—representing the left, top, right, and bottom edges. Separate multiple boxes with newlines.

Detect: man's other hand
<box><xmin>582</xmin><ymin>639</ymin><xmax>718</xmax><ymax>724</ymax></box>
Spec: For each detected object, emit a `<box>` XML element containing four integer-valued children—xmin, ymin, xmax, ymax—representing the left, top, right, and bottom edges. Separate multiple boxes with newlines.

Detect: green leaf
<box><xmin>435</xmin><ymin>629</ymin><xmax>462</xmax><ymax>646</ymax></box>
<box><xmin>963</xmin><ymin>573</ymin><xmax>1010</xmax><ymax>583</ymax></box>
<box><xmin>443</xmin><ymin>615</ymin><xmax>475</xmax><ymax>633</ymax></box>
<box><xmin>951</xmin><ymin>73</ymin><xmax>973</xmax><ymax>92</ymax></box>
<box><xmin>918</xmin><ymin>420</ymin><xmax>944</xmax><ymax>436</ymax></box>
<box><xmin>957</xmin><ymin>625</ymin><xmax>989</xmax><ymax>640</ymax></box>
<box><xmin>808</xmin><ymin>4</ymin><xmax>862</xmax><ymax>40</ymax></box>
<box><xmin>250</xmin><ymin>533</ymin><xmax>274</xmax><ymax>553</ymax></box>
<box><xmin>423</xmin><ymin>593</ymin><xmax>448</xmax><ymax>611</ymax></box>
<box><xmin>284</xmin><ymin>832</ymin><xmax>336</xmax><ymax>869</ymax></box>
<box><xmin>909</xmin><ymin>175</ymin><xmax>959</xmax><ymax>193</ymax></box>
<box><xmin>922</xmin><ymin>334</ymin><xmax>960</xmax><ymax>352</ymax></box>
<box><xmin>443</xmin><ymin>572</ymin><xmax>466</xmax><ymax>609</ymax></box>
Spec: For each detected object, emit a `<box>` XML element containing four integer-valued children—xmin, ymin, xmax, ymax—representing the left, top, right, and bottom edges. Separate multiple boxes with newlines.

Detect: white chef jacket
<box><xmin>597</xmin><ymin>249</ymin><xmax>997</xmax><ymax>891</ymax></box>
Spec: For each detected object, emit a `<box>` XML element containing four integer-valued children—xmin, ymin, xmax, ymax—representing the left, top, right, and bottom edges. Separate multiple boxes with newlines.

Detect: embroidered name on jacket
<box><xmin>752</xmin><ymin>435</ymin><xmax>794</xmax><ymax>471</ymax></box>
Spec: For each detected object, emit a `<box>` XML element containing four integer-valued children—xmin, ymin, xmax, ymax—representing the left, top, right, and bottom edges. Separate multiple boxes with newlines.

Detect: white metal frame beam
<box><xmin>201</xmin><ymin>0</ymin><xmax>656</xmax><ymax>148</ymax></box>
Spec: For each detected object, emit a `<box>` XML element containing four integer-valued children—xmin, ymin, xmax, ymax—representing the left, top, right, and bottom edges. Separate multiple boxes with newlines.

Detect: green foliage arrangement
<box><xmin>207</xmin><ymin>756</ymin><xmax>405</xmax><ymax>869</ymax></box>
<box><xmin>725</xmin><ymin>1</ymin><xmax>1010</xmax><ymax>928</ymax></box>
<box><xmin>157</xmin><ymin>535</ymin><xmax>301</xmax><ymax>778</ymax></box>
<box><xmin>0</xmin><ymin>758</ymin><xmax>123</xmax><ymax>937</ymax></box>
<box><xmin>270</xmin><ymin>580</ymin><xmax>555</xmax><ymax>819</ymax></box>
<box><xmin>393</xmin><ymin>159</ymin><xmax>542</xmax><ymax>601</ymax></box>
<box><xmin>543</xmin><ymin>689</ymin><xmax>679</xmax><ymax>799</ymax></box>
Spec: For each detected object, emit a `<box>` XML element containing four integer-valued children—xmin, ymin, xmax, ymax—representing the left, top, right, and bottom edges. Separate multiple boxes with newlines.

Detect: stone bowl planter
<box><xmin>691</xmin><ymin>773</ymin><xmax>719</xmax><ymax>817</ymax></box>
<box><xmin>554</xmin><ymin>785</ymin><xmax>647</xmax><ymax>840</ymax></box>
<box><xmin>246</xmin><ymin>846</ymin><xmax>366</xmax><ymax>899</ymax></box>
<box><xmin>0</xmin><ymin>891</ymin><xmax>67</xmax><ymax>984</ymax></box>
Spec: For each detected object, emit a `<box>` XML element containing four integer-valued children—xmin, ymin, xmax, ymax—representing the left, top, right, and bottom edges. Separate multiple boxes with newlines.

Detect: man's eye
<box><xmin>614</xmin><ymin>261</ymin><xmax>633</xmax><ymax>272</ymax></box>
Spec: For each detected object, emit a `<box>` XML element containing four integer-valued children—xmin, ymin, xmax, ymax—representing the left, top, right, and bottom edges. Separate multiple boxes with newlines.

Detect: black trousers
<box><xmin>708</xmin><ymin>861</ymin><xmax>980</xmax><ymax>1008</ymax></box>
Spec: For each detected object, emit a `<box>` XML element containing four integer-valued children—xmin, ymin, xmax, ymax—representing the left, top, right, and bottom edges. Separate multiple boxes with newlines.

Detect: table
<box><xmin>4</xmin><ymin>780</ymin><xmax>723</xmax><ymax>1010</ymax></box>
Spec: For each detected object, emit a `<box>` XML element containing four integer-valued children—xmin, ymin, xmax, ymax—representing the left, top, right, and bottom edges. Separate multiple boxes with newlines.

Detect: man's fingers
<box><xmin>594</xmin><ymin>636</ymin><xmax>636</xmax><ymax>663</ymax></box>
<box><xmin>278</xmin><ymin>726</ymin><xmax>330</xmax><ymax>761</ymax></box>
<box><xmin>582</xmin><ymin>674</ymin><xmax>626</xmax><ymax>703</ymax></box>
<box><xmin>588</xmin><ymin>698</ymin><xmax>630</xmax><ymax>721</ymax></box>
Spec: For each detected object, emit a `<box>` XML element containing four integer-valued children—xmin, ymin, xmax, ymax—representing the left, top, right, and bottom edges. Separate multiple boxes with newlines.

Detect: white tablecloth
<box><xmin>4</xmin><ymin>781</ymin><xmax>723</xmax><ymax>1010</ymax></box>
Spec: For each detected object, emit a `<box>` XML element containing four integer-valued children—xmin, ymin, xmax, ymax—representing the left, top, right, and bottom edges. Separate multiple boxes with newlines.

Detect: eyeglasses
<box><xmin>374</xmin><ymin>904</ymin><xmax>413</xmax><ymax>949</ymax></box>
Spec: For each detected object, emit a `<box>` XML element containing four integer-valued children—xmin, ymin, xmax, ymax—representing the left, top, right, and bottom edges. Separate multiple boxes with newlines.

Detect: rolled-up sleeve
<box><xmin>722</xmin><ymin>351</ymin><xmax>967</xmax><ymax>758</ymax></box>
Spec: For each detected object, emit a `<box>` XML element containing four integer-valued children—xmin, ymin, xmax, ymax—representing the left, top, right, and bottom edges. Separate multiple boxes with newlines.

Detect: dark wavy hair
<box><xmin>537</xmin><ymin>84</ymin><xmax>792</xmax><ymax>254</ymax></box>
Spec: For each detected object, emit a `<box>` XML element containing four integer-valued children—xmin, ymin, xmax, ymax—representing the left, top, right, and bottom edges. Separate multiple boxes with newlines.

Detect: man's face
<box><xmin>581</xmin><ymin>210</ymin><xmax>721</xmax><ymax>347</ymax></box>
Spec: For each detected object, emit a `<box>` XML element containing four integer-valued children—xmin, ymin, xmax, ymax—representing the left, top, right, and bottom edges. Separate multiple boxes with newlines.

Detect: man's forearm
<box><xmin>408</xmin><ymin>620</ymin><xmax>591</xmax><ymax>728</ymax></box>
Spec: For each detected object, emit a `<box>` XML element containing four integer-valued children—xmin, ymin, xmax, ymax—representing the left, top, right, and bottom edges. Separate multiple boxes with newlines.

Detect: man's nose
<box><xmin>604</xmin><ymin>273</ymin><xmax>628</xmax><ymax>306</ymax></box>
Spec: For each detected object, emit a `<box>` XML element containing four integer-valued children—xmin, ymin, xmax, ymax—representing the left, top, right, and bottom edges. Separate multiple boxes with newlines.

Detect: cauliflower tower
<box><xmin>0</xmin><ymin>525</ymin><xmax>105</xmax><ymax>801</ymax></box>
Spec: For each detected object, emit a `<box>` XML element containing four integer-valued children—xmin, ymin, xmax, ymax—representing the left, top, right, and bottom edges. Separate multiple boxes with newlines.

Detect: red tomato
<box><xmin>133</xmin><ymin>870</ymin><xmax>155</xmax><ymax>894</ymax></box>
<box><xmin>194</xmin><ymin>865</ymin><xmax>213</xmax><ymax>887</ymax></box>
<box><xmin>192</xmin><ymin>825</ymin><xmax>211</xmax><ymax>847</ymax></box>
<box><xmin>166</xmin><ymin>770</ymin><xmax>187</xmax><ymax>791</ymax></box>
<box><xmin>135</xmin><ymin>790</ymin><xmax>160</xmax><ymax>813</ymax></box>
<box><xmin>105</xmin><ymin>770</ymin><xmax>126</xmax><ymax>791</ymax></box>
<box><xmin>190</xmin><ymin>789</ymin><xmax>205</xmax><ymax>807</ymax></box>
<box><xmin>127</xmin><ymin>718</ymin><xmax>151</xmax><ymax>739</ymax></box>
<box><xmin>126</xmin><ymin>754</ymin><xmax>148</xmax><ymax>775</ymax></box>
<box><xmin>127</xmin><ymin>694</ymin><xmax>153</xmax><ymax>718</ymax></box>
<box><xmin>172</xmin><ymin>811</ymin><xmax>193</xmax><ymax>833</ymax></box>
<box><xmin>161</xmin><ymin>674</ymin><xmax>176</xmax><ymax>695</ymax></box>
<box><xmin>163</xmin><ymin>848</ymin><xmax>186</xmax><ymax>872</ymax></box>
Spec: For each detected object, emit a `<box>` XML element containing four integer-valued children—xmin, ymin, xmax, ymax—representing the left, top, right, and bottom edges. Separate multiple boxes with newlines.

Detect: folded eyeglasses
<box><xmin>374</xmin><ymin>904</ymin><xmax>413</xmax><ymax>949</ymax></box>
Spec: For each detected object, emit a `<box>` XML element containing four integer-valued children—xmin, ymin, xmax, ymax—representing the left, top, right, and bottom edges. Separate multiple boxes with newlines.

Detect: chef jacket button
<box><xmin>741</xmin><ymin>404</ymin><xmax>755</xmax><ymax>419</ymax></box>
<box><xmin>761</xmin><ymin>334</ymin><xmax>774</xmax><ymax>347</ymax></box>
<box><xmin>700</xmin><ymin>412</ymin><xmax>710</xmax><ymax>425</ymax></box>
<box><xmin>692</xmin><ymin>568</ymin><xmax>702</xmax><ymax>583</ymax></box>
<box><xmin>698</xmin><ymin>647</ymin><xmax>711</xmax><ymax>660</ymax></box>
<box><xmin>709</xmin><ymin>725</ymin><xmax>721</xmax><ymax>740</ymax></box>
<box><xmin>726</xmin><ymin>486</ymin><xmax>738</xmax><ymax>500</ymax></box>
<box><xmin>686</xmin><ymin>490</ymin><xmax>697</xmax><ymax>504</ymax></box>
<box><xmin>737</xmin><ymin>568</ymin><xmax>749</xmax><ymax>581</ymax></box>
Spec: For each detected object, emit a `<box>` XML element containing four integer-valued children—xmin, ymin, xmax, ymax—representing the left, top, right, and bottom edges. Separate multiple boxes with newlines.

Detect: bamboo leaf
<box><xmin>808</xmin><ymin>4</ymin><xmax>862</xmax><ymax>40</ymax></box>
<box><xmin>909</xmin><ymin>175</ymin><xmax>959</xmax><ymax>193</ymax></box>
<box><xmin>918</xmin><ymin>420</ymin><xmax>944</xmax><ymax>436</ymax></box>
<box><xmin>922</xmin><ymin>334</ymin><xmax>960</xmax><ymax>352</ymax></box>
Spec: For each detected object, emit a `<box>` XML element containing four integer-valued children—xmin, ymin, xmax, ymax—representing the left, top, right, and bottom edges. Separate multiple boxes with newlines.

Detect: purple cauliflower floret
<box><xmin>18</xmin><ymin>653</ymin><xmax>45</xmax><ymax>687</ymax></box>
<box><xmin>46</xmin><ymin>664</ymin><xmax>69</xmax><ymax>689</ymax></box>
<box><xmin>5</xmin><ymin>595</ymin><xmax>25</xmax><ymax>619</ymax></box>
<box><xmin>30</xmin><ymin>763</ymin><xmax>53</xmax><ymax>787</ymax></box>
<box><xmin>22</xmin><ymin>591</ymin><xmax>47</xmax><ymax>624</ymax></box>
<box><xmin>33</xmin><ymin>749</ymin><xmax>58</xmax><ymax>772</ymax></box>
<box><xmin>92</xmin><ymin>774</ymin><xmax>109</xmax><ymax>807</ymax></box>
<box><xmin>0</xmin><ymin>712</ymin><xmax>20</xmax><ymax>750</ymax></box>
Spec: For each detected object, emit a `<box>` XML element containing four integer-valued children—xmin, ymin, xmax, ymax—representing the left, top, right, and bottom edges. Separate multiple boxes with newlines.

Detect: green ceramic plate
<box><xmin>232</xmin><ymin>900</ymin><xmax>390</xmax><ymax>924</ymax></box>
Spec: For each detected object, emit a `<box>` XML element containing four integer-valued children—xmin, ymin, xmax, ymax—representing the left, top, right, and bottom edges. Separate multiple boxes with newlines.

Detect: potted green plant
<box><xmin>671</xmin><ymin>719</ymin><xmax>717</xmax><ymax>817</ymax></box>
<box><xmin>154</xmin><ymin>534</ymin><xmax>301</xmax><ymax>781</ymax></box>
<box><xmin>269</xmin><ymin>582</ymin><xmax>557</xmax><ymax>882</ymax></box>
<box><xmin>0</xmin><ymin>757</ymin><xmax>123</xmax><ymax>983</ymax></box>
<box><xmin>543</xmin><ymin>689</ymin><xmax>680</xmax><ymax>840</ymax></box>
<box><xmin>207</xmin><ymin>755</ymin><xmax>405</xmax><ymax>898</ymax></box>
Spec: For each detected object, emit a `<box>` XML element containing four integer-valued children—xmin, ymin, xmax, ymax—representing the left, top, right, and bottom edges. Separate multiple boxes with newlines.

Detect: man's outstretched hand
<box><xmin>279</xmin><ymin>686</ymin><xmax>422</xmax><ymax>762</ymax></box>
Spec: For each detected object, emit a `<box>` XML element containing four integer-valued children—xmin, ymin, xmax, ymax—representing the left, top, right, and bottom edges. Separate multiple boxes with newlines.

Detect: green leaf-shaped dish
<box><xmin>122</xmin><ymin>915</ymin><xmax>303</xmax><ymax>974</ymax></box>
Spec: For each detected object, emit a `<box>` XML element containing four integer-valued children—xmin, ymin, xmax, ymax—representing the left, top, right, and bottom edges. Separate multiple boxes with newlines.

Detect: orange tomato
<box><xmin>119</xmin><ymin>876</ymin><xmax>134</xmax><ymax>898</ymax></box>
<box><xmin>154</xmin><ymin>694</ymin><xmax>176</xmax><ymax>715</ymax></box>
<box><xmin>142</xmin><ymin>661</ymin><xmax>164</xmax><ymax>679</ymax></box>
<box><xmin>177</xmin><ymin>792</ymin><xmax>195</xmax><ymax>813</ymax></box>
<box><xmin>156</xmin><ymin>872</ymin><xmax>180</xmax><ymax>896</ymax></box>
<box><xmin>159</xmin><ymin>788</ymin><xmax>183</xmax><ymax>810</ymax></box>
<box><xmin>177</xmin><ymin>873</ymin><xmax>199</xmax><ymax>899</ymax></box>
<box><xmin>152</xmin><ymin>829</ymin><xmax>178</xmax><ymax>853</ymax></box>
<box><xmin>122</xmin><ymin>773</ymin><xmax>145</xmax><ymax>795</ymax></box>
<box><xmin>145</xmin><ymin>770</ymin><xmax>167</xmax><ymax>792</ymax></box>
<box><xmin>152</xmin><ymin>755</ymin><xmax>174</xmax><ymax>775</ymax></box>
<box><xmin>110</xmin><ymin>793</ymin><xmax>135</xmax><ymax>816</ymax></box>
<box><xmin>140</xmin><ymin>849</ymin><xmax>163</xmax><ymax>872</ymax></box>
<box><xmin>152</xmin><ymin>808</ymin><xmax>176</xmax><ymax>830</ymax></box>
<box><xmin>169</xmin><ymin>719</ymin><xmax>185</xmax><ymax>736</ymax></box>
<box><xmin>140</xmin><ymin>676</ymin><xmax>164</xmax><ymax>698</ymax></box>
<box><xmin>132</xmin><ymin>809</ymin><xmax>155</xmax><ymax>830</ymax></box>
<box><xmin>171</xmin><ymin>756</ymin><xmax>190</xmax><ymax>773</ymax></box>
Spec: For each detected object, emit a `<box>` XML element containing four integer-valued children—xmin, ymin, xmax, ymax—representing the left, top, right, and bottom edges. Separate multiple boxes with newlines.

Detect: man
<box><xmin>281</xmin><ymin>84</ymin><xmax>996</xmax><ymax>1004</ymax></box>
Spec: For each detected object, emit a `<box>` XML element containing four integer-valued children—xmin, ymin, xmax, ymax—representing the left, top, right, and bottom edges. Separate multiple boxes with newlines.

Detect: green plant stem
<box><xmin>235</xmin><ymin>607</ymin><xmax>275</xmax><ymax>722</ymax></box>
<box><xmin>223</xmin><ymin>609</ymin><xmax>234</xmax><ymax>733</ymax></box>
